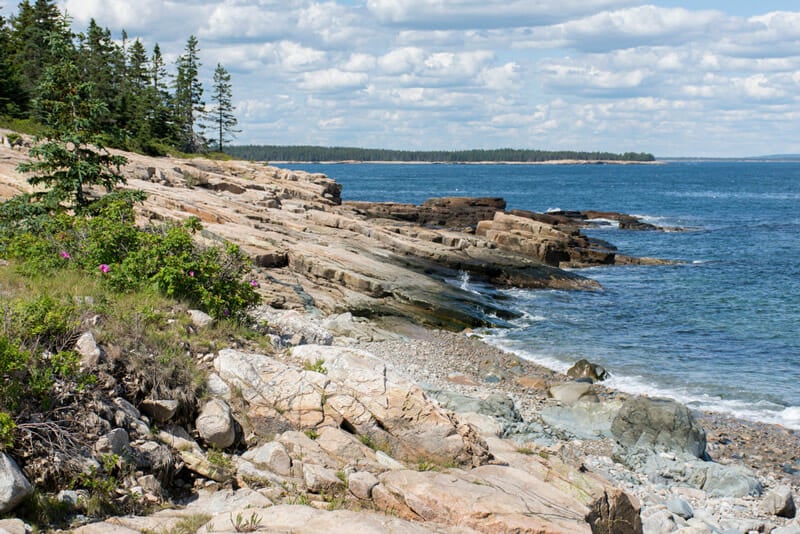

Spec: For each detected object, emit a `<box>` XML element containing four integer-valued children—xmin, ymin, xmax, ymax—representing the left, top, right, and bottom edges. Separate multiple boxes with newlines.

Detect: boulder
<box><xmin>241</xmin><ymin>442</ymin><xmax>292</xmax><ymax>477</ymax></box>
<box><xmin>0</xmin><ymin>453</ymin><xmax>32</xmax><ymax>514</ymax></box>
<box><xmin>667</xmin><ymin>497</ymin><xmax>693</xmax><ymax>519</ymax></box>
<box><xmin>566</xmin><ymin>358</ymin><xmax>608</xmax><ymax>382</ymax></box>
<box><xmin>196</xmin><ymin>399</ymin><xmax>236</xmax><ymax>449</ymax></box>
<box><xmin>95</xmin><ymin>428</ymin><xmax>132</xmax><ymax>457</ymax></box>
<box><xmin>611</xmin><ymin>397</ymin><xmax>706</xmax><ymax>462</ymax></box>
<box><xmin>303</xmin><ymin>463</ymin><xmax>344</xmax><ymax>494</ymax></box>
<box><xmin>549</xmin><ymin>381</ymin><xmax>598</xmax><ymax>404</ymax></box>
<box><xmin>377</xmin><ymin>467</ymin><xmax>597</xmax><ymax>533</ymax></box>
<box><xmin>761</xmin><ymin>485</ymin><xmax>797</xmax><ymax>518</ymax></box>
<box><xmin>75</xmin><ymin>331</ymin><xmax>102</xmax><ymax>371</ymax></box>
<box><xmin>292</xmin><ymin>345</ymin><xmax>492</xmax><ymax>467</ymax></box>
<box><xmin>348</xmin><ymin>471</ymin><xmax>379</xmax><ymax>500</ymax></box>
<box><xmin>140</xmin><ymin>399</ymin><xmax>180</xmax><ymax>423</ymax></box>
<box><xmin>216</xmin><ymin>346</ymin><xmax>491</xmax><ymax>468</ymax></box>
<box><xmin>196</xmin><ymin>504</ymin><xmax>438</xmax><ymax>534</ymax></box>
<box><xmin>188</xmin><ymin>309</ymin><xmax>214</xmax><ymax>329</ymax></box>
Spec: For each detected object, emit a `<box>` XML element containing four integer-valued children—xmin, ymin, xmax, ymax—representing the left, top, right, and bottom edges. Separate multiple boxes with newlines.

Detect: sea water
<box><xmin>277</xmin><ymin>162</ymin><xmax>800</xmax><ymax>429</ymax></box>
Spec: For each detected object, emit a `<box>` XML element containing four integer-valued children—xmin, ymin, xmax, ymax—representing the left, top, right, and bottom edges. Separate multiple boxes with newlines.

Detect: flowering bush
<box><xmin>0</xmin><ymin>194</ymin><xmax>260</xmax><ymax>319</ymax></box>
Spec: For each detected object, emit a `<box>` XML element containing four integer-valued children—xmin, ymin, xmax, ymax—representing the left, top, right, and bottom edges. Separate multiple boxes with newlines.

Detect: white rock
<box><xmin>188</xmin><ymin>309</ymin><xmax>214</xmax><ymax>328</ymax></box>
<box><xmin>548</xmin><ymin>382</ymin><xmax>597</xmax><ymax>404</ymax></box>
<box><xmin>196</xmin><ymin>399</ymin><xmax>236</xmax><ymax>449</ymax></box>
<box><xmin>95</xmin><ymin>428</ymin><xmax>131</xmax><ymax>456</ymax></box>
<box><xmin>303</xmin><ymin>463</ymin><xmax>344</xmax><ymax>494</ymax></box>
<box><xmin>0</xmin><ymin>453</ymin><xmax>32</xmax><ymax>514</ymax></box>
<box><xmin>242</xmin><ymin>442</ymin><xmax>292</xmax><ymax>477</ymax></box>
<box><xmin>139</xmin><ymin>399</ymin><xmax>179</xmax><ymax>423</ymax></box>
<box><xmin>75</xmin><ymin>331</ymin><xmax>102</xmax><ymax>370</ymax></box>
<box><xmin>668</xmin><ymin>496</ymin><xmax>694</xmax><ymax>519</ymax></box>
<box><xmin>761</xmin><ymin>485</ymin><xmax>796</xmax><ymax>518</ymax></box>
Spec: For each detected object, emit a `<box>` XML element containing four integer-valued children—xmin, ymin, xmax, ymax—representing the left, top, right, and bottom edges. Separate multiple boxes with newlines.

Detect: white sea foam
<box><xmin>586</xmin><ymin>218</ymin><xmax>619</xmax><ymax>229</ymax></box>
<box><xmin>483</xmin><ymin>333</ymin><xmax>800</xmax><ymax>431</ymax></box>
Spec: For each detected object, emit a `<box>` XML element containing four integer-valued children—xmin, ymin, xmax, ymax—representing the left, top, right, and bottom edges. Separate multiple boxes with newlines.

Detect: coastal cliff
<box><xmin>1</xmin><ymin>134</ymin><xmax>798</xmax><ymax>534</ymax></box>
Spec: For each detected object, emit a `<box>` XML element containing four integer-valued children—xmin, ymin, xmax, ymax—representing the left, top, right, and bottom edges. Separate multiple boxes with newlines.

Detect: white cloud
<box><xmin>0</xmin><ymin>1</ymin><xmax>788</xmax><ymax>156</ymax></box>
<box><xmin>366</xmin><ymin>0</ymin><xmax>638</xmax><ymax>28</ymax></box>
<box><xmin>300</xmin><ymin>68</ymin><xmax>368</xmax><ymax>92</ymax></box>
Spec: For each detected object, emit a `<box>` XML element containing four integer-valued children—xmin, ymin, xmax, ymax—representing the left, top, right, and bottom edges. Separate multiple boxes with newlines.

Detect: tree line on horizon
<box><xmin>0</xmin><ymin>0</ymin><xmax>239</xmax><ymax>154</ymax></box>
<box><xmin>227</xmin><ymin>145</ymin><xmax>656</xmax><ymax>163</ymax></box>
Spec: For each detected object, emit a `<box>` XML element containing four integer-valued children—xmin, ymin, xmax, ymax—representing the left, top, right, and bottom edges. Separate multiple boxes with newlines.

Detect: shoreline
<box><xmin>353</xmin><ymin>322</ymin><xmax>800</xmax><ymax>529</ymax></box>
<box><xmin>268</xmin><ymin>159</ymin><xmax>664</xmax><ymax>165</ymax></box>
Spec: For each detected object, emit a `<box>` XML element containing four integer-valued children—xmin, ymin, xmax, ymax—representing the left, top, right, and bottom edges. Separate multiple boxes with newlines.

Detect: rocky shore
<box><xmin>1</xmin><ymin>134</ymin><xmax>799</xmax><ymax>533</ymax></box>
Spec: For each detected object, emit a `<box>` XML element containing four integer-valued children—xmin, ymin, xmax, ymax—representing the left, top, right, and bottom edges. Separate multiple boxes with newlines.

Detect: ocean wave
<box><xmin>482</xmin><ymin>333</ymin><xmax>800</xmax><ymax>431</ymax></box>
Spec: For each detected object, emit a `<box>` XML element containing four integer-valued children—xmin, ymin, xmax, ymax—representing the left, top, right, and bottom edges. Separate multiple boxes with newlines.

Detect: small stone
<box><xmin>667</xmin><ymin>497</ymin><xmax>693</xmax><ymax>519</ymax></box>
<box><xmin>303</xmin><ymin>464</ymin><xmax>344</xmax><ymax>494</ymax></box>
<box><xmin>242</xmin><ymin>442</ymin><xmax>292</xmax><ymax>477</ymax></box>
<box><xmin>188</xmin><ymin>309</ymin><xmax>214</xmax><ymax>329</ymax></box>
<box><xmin>95</xmin><ymin>428</ymin><xmax>131</xmax><ymax>456</ymax></box>
<box><xmin>348</xmin><ymin>471</ymin><xmax>379</xmax><ymax>500</ymax></box>
<box><xmin>761</xmin><ymin>485</ymin><xmax>796</xmax><ymax>518</ymax></box>
<box><xmin>140</xmin><ymin>399</ymin><xmax>180</xmax><ymax>423</ymax></box>
<box><xmin>566</xmin><ymin>358</ymin><xmax>608</xmax><ymax>382</ymax></box>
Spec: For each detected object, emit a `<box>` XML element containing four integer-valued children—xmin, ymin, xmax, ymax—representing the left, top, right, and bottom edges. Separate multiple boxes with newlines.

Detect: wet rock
<box><xmin>0</xmin><ymin>453</ymin><xmax>32</xmax><ymax>514</ymax></box>
<box><xmin>196</xmin><ymin>399</ymin><xmax>236</xmax><ymax>449</ymax></box>
<box><xmin>760</xmin><ymin>485</ymin><xmax>796</xmax><ymax>518</ymax></box>
<box><xmin>566</xmin><ymin>358</ymin><xmax>608</xmax><ymax>382</ymax></box>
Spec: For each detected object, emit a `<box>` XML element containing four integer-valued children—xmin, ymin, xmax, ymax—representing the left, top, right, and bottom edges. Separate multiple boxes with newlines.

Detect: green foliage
<box><xmin>0</xmin><ymin>194</ymin><xmax>259</xmax><ymax>320</ymax></box>
<box><xmin>16</xmin><ymin>26</ymin><xmax>128</xmax><ymax>209</ymax></box>
<box><xmin>0</xmin><ymin>411</ymin><xmax>16</xmax><ymax>450</ymax></box>
<box><xmin>302</xmin><ymin>358</ymin><xmax>327</xmax><ymax>374</ymax></box>
<box><xmin>230</xmin><ymin>511</ymin><xmax>262</xmax><ymax>532</ymax></box>
<box><xmin>208</xmin><ymin>63</ymin><xmax>239</xmax><ymax>152</ymax></box>
<box><xmin>227</xmin><ymin>145</ymin><xmax>657</xmax><ymax>163</ymax></box>
<box><xmin>304</xmin><ymin>428</ymin><xmax>319</xmax><ymax>440</ymax></box>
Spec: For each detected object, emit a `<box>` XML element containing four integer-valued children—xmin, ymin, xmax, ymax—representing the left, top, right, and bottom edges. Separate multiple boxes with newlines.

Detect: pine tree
<box><xmin>208</xmin><ymin>64</ymin><xmax>240</xmax><ymax>152</ymax></box>
<box><xmin>147</xmin><ymin>43</ymin><xmax>175</xmax><ymax>144</ymax></box>
<box><xmin>173</xmin><ymin>35</ymin><xmax>205</xmax><ymax>152</ymax></box>
<box><xmin>9</xmin><ymin>0</ymin><xmax>65</xmax><ymax>116</ymax></box>
<box><xmin>17</xmin><ymin>23</ymin><xmax>127</xmax><ymax>209</ymax></box>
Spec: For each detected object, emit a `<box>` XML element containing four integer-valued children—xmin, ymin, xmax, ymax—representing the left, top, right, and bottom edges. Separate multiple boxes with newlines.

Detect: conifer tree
<box><xmin>208</xmin><ymin>64</ymin><xmax>240</xmax><ymax>152</ymax></box>
<box><xmin>173</xmin><ymin>35</ymin><xmax>205</xmax><ymax>152</ymax></box>
<box><xmin>17</xmin><ymin>22</ymin><xmax>127</xmax><ymax>209</ymax></box>
<box><xmin>9</xmin><ymin>0</ymin><xmax>65</xmax><ymax>115</ymax></box>
<box><xmin>148</xmin><ymin>43</ymin><xmax>175</xmax><ymax>144</ymax></box>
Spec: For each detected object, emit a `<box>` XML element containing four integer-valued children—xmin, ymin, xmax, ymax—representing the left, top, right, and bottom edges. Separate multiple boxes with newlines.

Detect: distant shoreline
<box><xmin>268</xmin><ymin>159</ymin><xmax>665</xmax><ymax>165</ymax></box>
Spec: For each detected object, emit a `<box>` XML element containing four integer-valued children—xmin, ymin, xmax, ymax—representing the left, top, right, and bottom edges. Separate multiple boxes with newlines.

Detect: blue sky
<box><xmin>3</xmin><ymin>0</ymin><xmax>799</xmax><ymax>157</ymax></box>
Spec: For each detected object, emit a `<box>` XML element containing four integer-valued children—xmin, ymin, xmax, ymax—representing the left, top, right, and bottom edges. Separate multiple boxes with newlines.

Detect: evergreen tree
<box><xmin>9</xmin><ymin>0</ymin><xmax>65</xmax><ymax>116</ymax></box>
<box><xmin>208</xmin><ymin>64</ymin><xmax>239</xmax><ymax>152</ymax></box>
<box><xmin>147</xmin><ymin>43</ymin><xmax>175</xmax><ymax>144</ymax></box>
<box><xmin>124</xmin><ymin>38</ymin><xmax>152</xmax><ymax>144</ymax></box>
<box><xmin>173</xmin><ymin>35</ymin><xmax>205</xmax><ymax>152</ymax></box>
<box><xmin>0</xmin><ymin>11</ymin><xmax>24</xmax><ymax>115</ymax></box>
<box><xmin>17</xmin><ymin>24</ymin><xmax>127</xmax><ymax>209</ymax></box>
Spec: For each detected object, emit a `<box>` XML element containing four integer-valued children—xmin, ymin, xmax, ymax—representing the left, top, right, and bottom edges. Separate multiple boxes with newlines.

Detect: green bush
<box><xmin>0</xmin><ymin>194</ymin><xmax>260</xmax><ymax>319</ymax></box>
<box><xmin>0</xmin><ymin>412</ymin><xmax>15</xmax><ymax>450</ymax></box>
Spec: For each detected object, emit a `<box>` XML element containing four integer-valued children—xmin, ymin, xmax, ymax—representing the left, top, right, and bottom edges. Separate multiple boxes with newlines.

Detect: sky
<box><xmin>2</xmin><ymin>1</ymin><xmax>800</xmax><ymax>157</ymax></box>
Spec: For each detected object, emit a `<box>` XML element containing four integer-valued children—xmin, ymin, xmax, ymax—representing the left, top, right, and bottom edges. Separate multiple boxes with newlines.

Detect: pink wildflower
<box><xmin>99</xmin><ymin>264</ymin><xmax>110</xmax><ymax>273</ymax></box>
<box><xmin>59</xmin><ymin>251</ymin><xmax>70</xmax><ymax>259</ymax></box>
<box><xmin>189</xmin><ymin>271</ymin><xmax>195</xmax><ymax>277</ymax></box>
<box><xmin>250</xmin><ymin>279</ymin><xmax>259</xmax><ymax>287</ymax></box>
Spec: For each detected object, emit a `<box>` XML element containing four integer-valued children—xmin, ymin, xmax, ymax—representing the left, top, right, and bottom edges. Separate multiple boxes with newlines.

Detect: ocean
<box><xmin>277</xmin><ymin>162</ymin><xmax>800</xmax><ymax>429</ymax></box>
